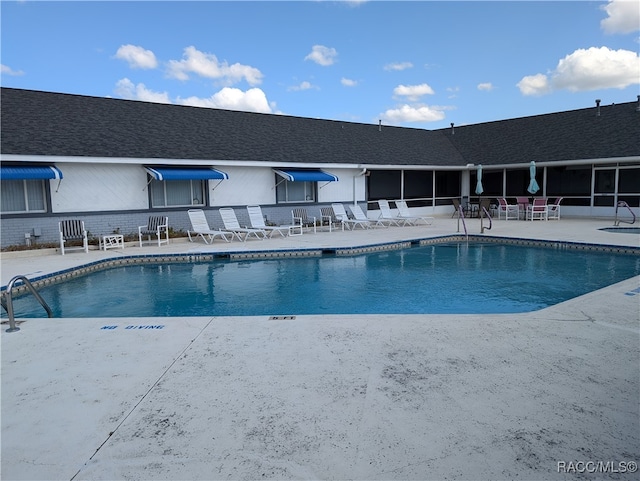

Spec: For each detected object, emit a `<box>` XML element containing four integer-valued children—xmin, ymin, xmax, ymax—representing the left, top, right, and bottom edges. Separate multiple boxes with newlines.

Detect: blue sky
<box><xmin>2</xmin><ymin>1</ymin><xmax>639</xmax><ymax>130</ymax></box>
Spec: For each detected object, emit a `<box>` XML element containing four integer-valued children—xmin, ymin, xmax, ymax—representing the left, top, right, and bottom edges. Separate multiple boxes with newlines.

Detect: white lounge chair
<box><xmin>138</xmin><ymin>215</ymin><xmax>169</xmax><ymax>247</ymax></box>
<box><xmin>219</xmin><ymin>207</ymin><xmax>267</xmax><ymax>242</ymax></box>
<box><xmin>377</xmin><ymin>200</ymin><xmax>411</xmax><ymax>226</ymax></box>
<box><xmin>187</xmin><ymin>209</ymin><xmax>231</xmax><ymax>244</ymax></box>
<box><xmin>59</xmin><ymin>219</ymin><xmax>89</xmax><ymax>255</ymax></box>
<box><xmin>396</xmin><ymin>200</ymin><xmax>434</xmax><ymax>225</ymax></box>
<box><xmin>349</xmin><ymin>203</ymin><xmax>387</xmax><ymax>228</ymax></box>
<box><xmin>331</xmin><ymin>203</ymin><xmax>371</xmax><ymax>230</ymax></box>
<box><xmin>246</xmin><ymin>205</ymin><xmax>299</xmax><ymax>237</ymax></box>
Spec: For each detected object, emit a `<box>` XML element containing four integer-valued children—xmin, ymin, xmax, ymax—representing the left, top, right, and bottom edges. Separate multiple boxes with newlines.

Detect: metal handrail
<box><xmin>2</xmin><ymin>275</ymin><xmax>53</xmax><ymax>332</ymax></box>
<box><xmin>614</xmin><ymin>201</ymin><xmax>636</xmax><ymax>226</ymax></box>
<box><xmin>480</xmin><ymin>207</ymin><xmax>493</xmax><ymax>233</ymax></box>
<box><xmin>456</xmin><ymin>205</ymin><xmax>468</xmax><ymax>241</ymax></box>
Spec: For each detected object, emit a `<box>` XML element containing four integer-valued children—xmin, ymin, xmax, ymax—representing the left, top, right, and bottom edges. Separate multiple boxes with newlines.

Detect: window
<box><xmin>593</xmin><ymin>169</ymin><xmax>616</xmax><ymax>207</ymax></box>
<box><xmin>149</xmin><ymin>179</ymin><xmax>206</xmax><ymax>208</ymax></box>
<box><xmin>547</xmin><ymin>167</ymin><xmax>591</xmax><ymax>196</ymax></box>
<box><xmin>1</xmin><ymin>179</ymin><xmax>47</xmax><ymax>213</ymax></box>
<box><xmin>435</xmin><ymin>171</ymin><xmax>461</xmax><ymax>204</ymax></box>
<box><xmin>594</xmin><ymin>169</ymin><xmax>615</xmax><ymax>194</ymax></box>
<box><xmin>275</xmin><ymin>179</ymin><xmax>316</xmax><ymax>203</ymax></box>
<box><xmin>471</xmin><ymin>170</ymin><xmax>503</xmax><ymax>196</ymax></box>
<box><xmin>546</xmin><ymin>166</ymin><xmax>592</xmax><ymax>206</ymax></box>
<box><xmin>618</xmin><ymin>168</ymin><xmax>640</xmax><ymax>194</ymax></box>
<box><xmin>367</xmin><ymin>170</ymin><xmax>401</xmax><ymax>201</ymax></box>
<box><xmin>404</xmin><ymin>170</ymin><xmax>433</xmax><ymax>200</ymax></box>
<box><xmin>505</xmin><ymin>169</ymin><xmax>530</xmax><ymax>196</ymax></box>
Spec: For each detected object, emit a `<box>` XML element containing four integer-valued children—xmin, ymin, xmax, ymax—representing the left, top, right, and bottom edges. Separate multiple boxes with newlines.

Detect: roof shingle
<box><xmin>2</xmin><ymin>88</ymin><xmax>638</xmax><ymax>167</ymax></box>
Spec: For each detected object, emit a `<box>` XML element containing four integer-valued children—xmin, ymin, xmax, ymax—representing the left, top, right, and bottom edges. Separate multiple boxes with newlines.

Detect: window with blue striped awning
<box><xmin>144</xmin><ymin>166</ymin><xmax>229</xmax><ymax>181</ymax></box>
<box><xmin>273</xmin><ymin>169</ymin><xmax>338</xmax><ymax>182</ymax></box>
<box><xmin>0</xmin><ymin>165</ymin><xmax>63</xmax><ymax>180</ymax></box>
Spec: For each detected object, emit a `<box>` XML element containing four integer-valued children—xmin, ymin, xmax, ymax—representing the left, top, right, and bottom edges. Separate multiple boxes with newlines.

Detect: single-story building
<box><xmin>1</xmin><ymin>87</ymin><xmax>639</xmax><ymax>248</ymax></box>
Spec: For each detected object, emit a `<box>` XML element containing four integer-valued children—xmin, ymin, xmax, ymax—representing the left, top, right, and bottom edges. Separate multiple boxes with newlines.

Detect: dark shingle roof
<box><xmin>2</xmin><ymin>88</ymin><xmax>639</xmax><ymax>167</ymax></box>
<box><xmin>438</xmin><ymin>100</ymin><xmax>640</xmax><ymax>166</ymax></box>
<box><xmin>0</xmin><ymin>88</ymin><xmax>464</xmax><ymax>166</ymax></box>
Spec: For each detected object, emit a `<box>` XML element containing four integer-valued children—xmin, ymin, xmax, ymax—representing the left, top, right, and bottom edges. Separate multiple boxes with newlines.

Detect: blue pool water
<box><xmin>5</xmin><ymin>243</ymin><xmax>640</xmax><ymax>317</ymax></box>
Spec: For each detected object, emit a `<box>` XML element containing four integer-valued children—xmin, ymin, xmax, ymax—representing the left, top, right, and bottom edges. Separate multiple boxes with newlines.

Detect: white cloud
<box><xmin>167</xmin><ymin>46</ymin><xmax>263</xmax><ymax>86</ymax></box>
<box><xmin>379</xmin><ymin>104</ymin><xmax>446</xmax><ymax>124</ymax></box>
<box><xmin>114</xmin><ymin>45</ymin><xmax>158</xmax><ymax>69</ymax></box>
<box><xmin>517</xmin><ymin>47</ymin><xmax>639</xmax><ymax>95</ymax></box>
<box><xmin>393</xmin><ymin>83</ymin><xmax>435</xmax><ymax>101</ymax></box>
<box><xmin>601</xmin><ymin>0</ymin><xmax>640</xmax><ymax>34</ymax></box>
<box><xmin>1</xmin><ymin>64</ymin><xmax>24</xmax><ymax>76</ymax></box>
<box><xmin>304</xmin><ymin>45</ymin><xmax>338</xmax><ymax>66</ymax></box>
<box><xmin>477</xmin><ymin>82</ymin><xmax>494</xmax><ymax>91</ymax></box>
<box><xmin>341</xmin><ymin>77</ymin><xmax>358</xmax><ymax>87</ymax></box>
<box><xmin>287</xmin><ymin>81</ymin><xmax>316</xmax><ymax>91</ymax></box>
<box><xmin>114</xmin><ymin>78</ymin><xmax>170</xmax><ymax>103</ymax></box>
<box><xmin>177</xmin><ymin>87</ymin><xmax>273</xmax><ymax>114</ymax></box>
<box><xmin>517</xmin><ymin>74</ymin><xmax>551</xmax><ymax>96</ymax></box>
<box><xmin>384</xmin><ymin>62</ymin><xmax>413</xmax><ymax>71</ymax></box>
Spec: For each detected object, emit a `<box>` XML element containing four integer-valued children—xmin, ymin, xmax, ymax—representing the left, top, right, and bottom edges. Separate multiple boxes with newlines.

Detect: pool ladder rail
<box><xmin>456</xmin><ymin>205</ymin><xmax>468</xmax><ymax>241</ymax></box>
<box><xmin>480</xmin><ymin>206</ymin><xmax>493</xmax><ymax>233</ymax></box>
<box><xmin>614</xmin><ymin>201</ymin><xmax>637</xmax><ymax>226</ymax></box>
<box><xmin>456</xmin><ymin>205</ymin><xmax>493</xmax><ymax>239</ymax></box>
<box><xmin>1</xmin><ymin>275</ymin><xmax>53</xmax><ymax>332</ymax></box>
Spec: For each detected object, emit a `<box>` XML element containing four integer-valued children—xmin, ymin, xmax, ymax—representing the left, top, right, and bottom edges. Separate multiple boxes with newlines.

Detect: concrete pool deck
<box><xmin>1</xmin><ymin>217</ymin><xmax>639</xmax><ymax>480</ymax></box>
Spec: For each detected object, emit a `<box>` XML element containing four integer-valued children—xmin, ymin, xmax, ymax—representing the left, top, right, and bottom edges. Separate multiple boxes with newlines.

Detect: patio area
<box><xmin>1</xmin><ymin>217</ymin><xmax>639</xmax><ymax>481</ymax></box>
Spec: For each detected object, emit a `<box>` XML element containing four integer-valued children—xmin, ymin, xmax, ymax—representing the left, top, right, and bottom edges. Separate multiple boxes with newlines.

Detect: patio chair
<box><xmin>378</xmin><ymin>200</ymin><xmax>410</xmax><ymax>226</ymax></box>
<box><xmin>478</xmin><ymin>198</ymin><xmax>492</xmax><ymax>218</ymax></box>
<box><xmin>451</xmin><ymin>199</ymin><xmax>467</xmax><ymax>218</ymax></box>
<box><xmin>497</xmin><ymin>198</ymin><xmax>519</xmax><ymax>220</ymax></box>
<box><xmin>138</xmin><ymin>215</ymin><xmax>169</xmax><ymax>247</ymax></box>
<box><xmin>396</xmin><ymin>200</ymin><xmax>434</xmax><ymax>225</ymax></box>
<box><xmin>291</xmin><ymin>208</ymin><xmax>316</xmax><ymax>234</ymax></box>
<box><xmin>516</xmin><ymin>197</ymin><xmax>530</xmax><ymax>219</ymax></box>
<box><xmin>246</xmin><ymin>205</ymin><xmax>299</xmax><ymax>237</ymax></box>
<box><xmin>331</xmin><ymin>203</ymin><xmax>371</xmax><ymax>230</ymax></box>
<box><xmin>187</xmin><ymin>209</ymin><xmax>231</xmax><ymax>244</ymax></box>
<box><xmin>349</xmin><ymin>203</ymin><xmax>387</xmax><ymax>228</ymax></box>
<box><xmin>320</xmin><ymin>206</ymin><xmax>341</xmax><ymax>232</ymax></box>
<box><xmin>219</xmin><ymin>207</ymin><xmax>267</xmax><ymax>241</ymax></box>
<box><xmin>526</xmin><ymin>198</ymin><xmax>548</xmax><ymax>221</ymax></box>
<box><xmin>59</xmin><ymin>219</ymin><xmax>89</xmax><ymax>255</ymax></box>
<box><xmin>548</xmin><ymin>197</ymin><xmax>563</xmax><ymax>220</ymax></box>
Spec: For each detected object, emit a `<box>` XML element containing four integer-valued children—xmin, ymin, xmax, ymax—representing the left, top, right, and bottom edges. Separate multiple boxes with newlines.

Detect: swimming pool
<box><xmin>5</xmin><ymin>242</ymin><xmax>640</xmax><ymax>318</ymax></box>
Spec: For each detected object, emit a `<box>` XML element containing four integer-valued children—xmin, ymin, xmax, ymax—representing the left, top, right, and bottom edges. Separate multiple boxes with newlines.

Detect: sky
<box><xmin>1</xmin><ymin>1</ymin><xmax>639</xmax><ymax>130</ymax></box>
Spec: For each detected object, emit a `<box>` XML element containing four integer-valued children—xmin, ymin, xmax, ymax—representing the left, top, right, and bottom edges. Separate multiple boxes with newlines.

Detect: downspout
<box><xmin>354</xmin><ymin>168</ymin><xmax>367</xmax><ymax>205</ymax></box>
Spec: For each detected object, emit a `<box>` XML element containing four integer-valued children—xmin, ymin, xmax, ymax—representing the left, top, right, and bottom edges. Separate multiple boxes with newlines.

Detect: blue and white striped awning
<box><xmin>0</xmin><ymin>165</ymin><xmax>63</xmax><ymax>180</ymax></box>
<box><xmin>144</xmin><ymin>166</ymin><xmax>229</xmax><ymax>181</ymax></box>
<box><xmin>273</xmin><ymin>169</ymin><xmax>338</xmax><ymax>182</ymax></box>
